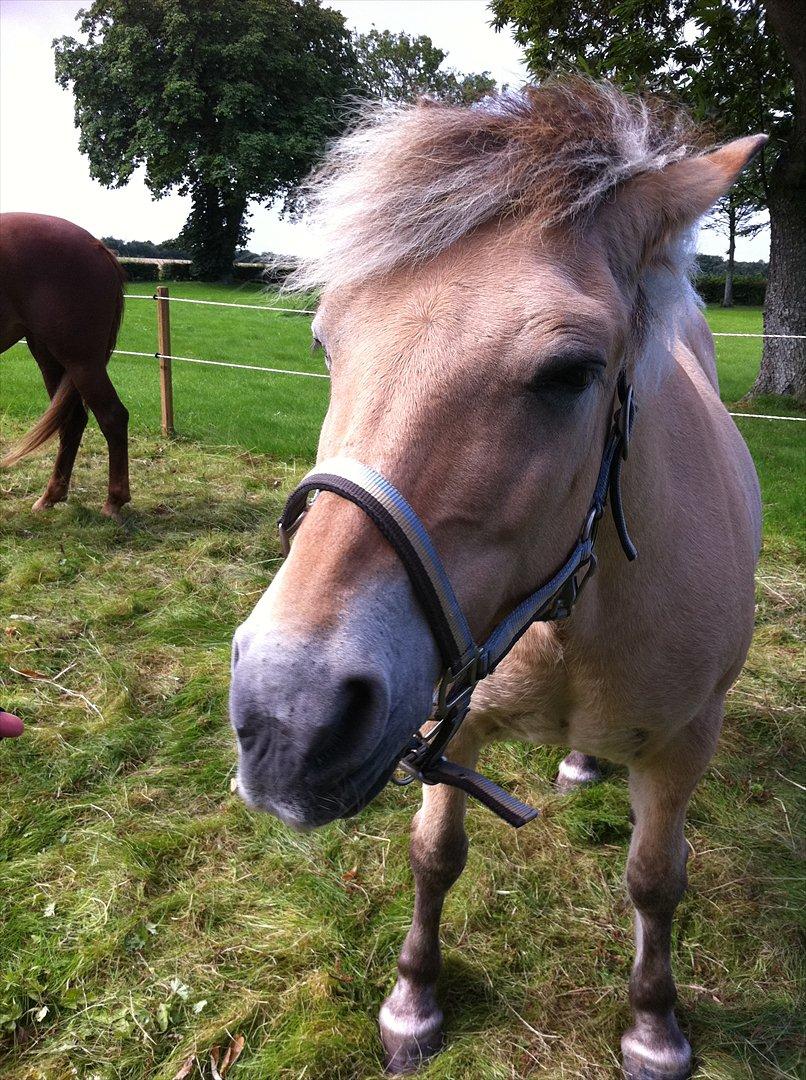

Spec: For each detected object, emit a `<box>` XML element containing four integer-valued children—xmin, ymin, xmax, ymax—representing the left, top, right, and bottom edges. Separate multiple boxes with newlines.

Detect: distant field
<box><xmin>2</xmin><ymin>283</ymin><xmax>328</xmax><ymax>463</ymax></box>
<box><xmin>1</xmin><ymin>286</ymin><xmax>803</xmax><ymax>545</ymax></box>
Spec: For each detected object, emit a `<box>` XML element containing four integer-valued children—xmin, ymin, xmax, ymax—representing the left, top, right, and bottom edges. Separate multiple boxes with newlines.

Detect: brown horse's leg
<box><xmin>28</xmin><ymin>341</ymin><xmax>88</xmax><ymax>511</ymax></box>
<box><xmin>379</xmin><ymin>729</ymin><xmax>481</xmax><ymax>1074</ymax></box>
<box><xmin>556</xmin><ymin>750</ymin><xmax>602</xmax><ymax>792</ymax></box>
<box><xmin>65</xmin><ymin>365</ymin><xmax>130</xmax><ymax>518</ymax></box>
<box><xmin>621</xmin><ymin>707</ymin><xmax>721</xmax><ymax>1080</ymax></box>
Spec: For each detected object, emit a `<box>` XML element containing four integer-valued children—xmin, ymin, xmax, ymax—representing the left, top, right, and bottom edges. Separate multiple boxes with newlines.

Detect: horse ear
<box><xmin>602</xmin><ymin>134</ymin><xmax>768</xmax><ymax>275</ymax></box>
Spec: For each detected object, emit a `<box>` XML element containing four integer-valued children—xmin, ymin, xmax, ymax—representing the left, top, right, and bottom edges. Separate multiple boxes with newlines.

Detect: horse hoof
<box><xmin>32</xmin><ymin>495</ymin><xmax>57</xmax><ymax>511</ymax></box>
<box><xmin>379</xmin><ymin>1001</ymin><xmax>444</xmax><ymax>1074</ymax></box>
<box><xmin>382</xmin><ymin>1030</ymin><xmax>444</xmax><ymax>1075</ymax></box>
<box><xmin>621</xmin><ymin>1029</ymin><xmax>692</xmax><ymax>1079</ymax></box>
<box><xmin>101</xmin><ymin>502</ymin><xmax>125</xmax><ymax>522</ymax></box>
<box><xmin>555</xmin><ymin>756</ymin><xmax>602</xmax><ymax>793</ymax></box>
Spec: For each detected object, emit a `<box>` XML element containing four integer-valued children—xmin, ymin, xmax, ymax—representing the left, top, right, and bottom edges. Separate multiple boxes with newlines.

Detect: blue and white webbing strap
<box><xmin>280</xmin><ymin>458</ymin><xmax>477</xmax><ymax>674</ymax></box>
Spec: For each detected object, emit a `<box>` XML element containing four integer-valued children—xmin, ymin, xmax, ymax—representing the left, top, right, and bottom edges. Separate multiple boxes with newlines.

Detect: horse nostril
<box><xmin>234</xmin><ymin>722</ymin><xmax>259</xmax><ymax>755</ymax></box>
<box><xmin>343</xmin><ymin>677</ymin><xmax>379</xmax><ymax>728</ymax></box>
<box><xmin>313</xmin><ymin>674</ymin><xmax>389</xmax><ymax>761</ymax></box>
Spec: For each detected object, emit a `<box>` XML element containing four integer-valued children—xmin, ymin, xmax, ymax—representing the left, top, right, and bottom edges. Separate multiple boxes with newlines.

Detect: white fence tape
<box><xmin>712</xmin><ymin>332</ymin><xmax>806</xmax><ymax>339</ymax></box>
<box><xmin>729</xmin><ymin>412</ymin><xmax>805</xmax><ymax>422</ymax></box>
<box><xmin>114</xmin><ymin>349</ymin><xmax>328</xmax><ymax>379</ymax></box>
<box><xmin>111</xmin><ymin>348</ymin><xmax>804</xmax><ymax>420</ymax></box>
<box><xmin>126</xmin><ymin>293</ymin><xmax>315</xmax><ymax>315</ymax></box>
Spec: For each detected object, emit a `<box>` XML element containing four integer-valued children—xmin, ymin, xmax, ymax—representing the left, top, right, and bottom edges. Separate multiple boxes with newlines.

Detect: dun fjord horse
<box><xmin>230</xmin><ymin>82</ymin><xmax>764</xmax><ymax>1078</ymax></box>
<box><xmin>0</xmin><ymin>213</ymin><xmax>130</xmax><ymax>518</ymax></box>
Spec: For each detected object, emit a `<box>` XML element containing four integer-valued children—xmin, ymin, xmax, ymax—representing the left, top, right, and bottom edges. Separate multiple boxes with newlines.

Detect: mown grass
<box><xmin>0</xmin><ymin>292</ymin><xmax>804</xmax><ymax>1079</ymax></box>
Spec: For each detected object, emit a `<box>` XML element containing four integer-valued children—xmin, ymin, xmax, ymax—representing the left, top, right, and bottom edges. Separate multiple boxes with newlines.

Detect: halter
<box><xmin>278</xmin><ymin>375</ymin><xmax>637</xmax><ymax>827</ymax></box>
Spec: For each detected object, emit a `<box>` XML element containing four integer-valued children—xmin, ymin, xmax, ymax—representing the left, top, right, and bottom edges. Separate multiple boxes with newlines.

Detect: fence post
<box><xmin>155</xmin><ymin>285</ymin><xmax>175</xmax><ymax>438</ymax></box>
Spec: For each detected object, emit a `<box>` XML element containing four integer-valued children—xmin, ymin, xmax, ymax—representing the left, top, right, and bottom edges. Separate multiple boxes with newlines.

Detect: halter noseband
<box><xmin>278</xmin><ymin>375</ymin><xmax>637</xmax><ymax>828</ymax></box>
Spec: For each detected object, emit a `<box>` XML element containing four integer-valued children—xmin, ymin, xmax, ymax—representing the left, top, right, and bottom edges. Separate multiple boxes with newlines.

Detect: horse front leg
<box><xmin>621</xmin><ymin>708</ymin><xmax>721</xmax><ymax>1080</ymax></box>
<box><xmin>379</xmin><ymin>729</ymin><xmax>481</xmax><ymax>1074</ymax></box>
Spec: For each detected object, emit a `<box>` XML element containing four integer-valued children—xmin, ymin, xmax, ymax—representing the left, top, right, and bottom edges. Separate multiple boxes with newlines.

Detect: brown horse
<box><xmin>230</xmin><ymin>81</ymin><xmax>764</xmax><ymax>1078</ymax></box>
<box><xmin>0</xmin><ymin>213</ymin><xmax>130</xmax><ymax>518</ymax></box>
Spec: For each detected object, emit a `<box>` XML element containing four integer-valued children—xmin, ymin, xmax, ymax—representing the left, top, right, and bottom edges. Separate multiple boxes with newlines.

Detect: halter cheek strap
<box><xmin>278</xmin><ymin>376</ymin><xmax>637</xmax><ymax>828</ymax></box>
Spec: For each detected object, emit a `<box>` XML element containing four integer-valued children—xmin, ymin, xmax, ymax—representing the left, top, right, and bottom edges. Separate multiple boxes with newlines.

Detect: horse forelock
<box><xmin>287</xmin><ymin>77</ymin><xmax>703</xmax><ymax>296</ymax></box>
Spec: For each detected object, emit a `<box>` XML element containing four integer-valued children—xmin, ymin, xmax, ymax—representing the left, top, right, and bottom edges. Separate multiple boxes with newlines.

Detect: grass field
<box><xmin>1</xmin><ymin>285</ymin><xmax>803</xmax><ymax>544</ymax></box>
<box><xmin>0</xmin><ymin>289</ymin><xmax>803</xmax><ymax>1079</ymax></box>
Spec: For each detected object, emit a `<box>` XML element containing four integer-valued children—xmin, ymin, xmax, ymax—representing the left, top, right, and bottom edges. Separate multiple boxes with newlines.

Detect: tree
<box><xmin>102</xmin><ymin>236</ymin><xmax>192</xmax><ymax>259</ymax></box>
<box><xmin>490</xmin><ymin>0</ymin><xmax>805</xmax><ymax>402</ymax></box>
<box><xmin>353</xmin><ymin>28</ymin><xmax>496</xmax><ymax>103</ymax></box>
<box><xmin>704</xmin><ymin>183</ymin><xmax>766</xmax><ymax>307</ymax></box>
<box><xmin>54</xmin><ymin>0</ymin><xmax>356</xmax><ymax>280</ymax></box>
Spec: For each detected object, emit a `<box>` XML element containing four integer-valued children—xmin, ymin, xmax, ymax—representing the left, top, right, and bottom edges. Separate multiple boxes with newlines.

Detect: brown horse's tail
<box><xmin>1</xmin><ymin>374</ymin><xmax>81</xmax><ymax>467</ymax></box>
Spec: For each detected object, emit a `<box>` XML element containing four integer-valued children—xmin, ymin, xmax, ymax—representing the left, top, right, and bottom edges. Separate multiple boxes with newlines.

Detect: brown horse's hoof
<box><xmin>32</xmin><ymin>494</ymin><xmax>62</xmax><ymax>511</ymax></box>
<box><xmin>379</xmin><ymin>999</ymin><xmax>444</xmax><ymax>1074</ymax></box>
<box><xmin>101</xmin><ymin>501</ymin><xmax>126</xmax><ymax>522</ymax></box>
<box><xmin>622</xmin><ymin>1028</ymin><xmax>692</xmax><ymax>1080</ymax></box>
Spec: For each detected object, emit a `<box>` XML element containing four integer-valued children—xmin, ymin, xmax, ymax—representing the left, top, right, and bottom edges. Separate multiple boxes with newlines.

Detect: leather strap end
<box><xmin>419</xmin><ymin>758</ymin><xmax>539</xmax><ymax>828</ymax></box>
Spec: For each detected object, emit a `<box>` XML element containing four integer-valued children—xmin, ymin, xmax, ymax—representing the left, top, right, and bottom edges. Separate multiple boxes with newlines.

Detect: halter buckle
<box><xmin>435</xmin><ymin>647</ymin><xmax>485</xmax><ymax>721</ymax></box>
<box><xmin>581</xmin><ymin>506</ymin><xmax>601</xmax><ymax>544</ymax></box>
<box><xmin>617</xmin><ymin>383</ymin><xmax>635</xmax><ymax>460</ymax></box>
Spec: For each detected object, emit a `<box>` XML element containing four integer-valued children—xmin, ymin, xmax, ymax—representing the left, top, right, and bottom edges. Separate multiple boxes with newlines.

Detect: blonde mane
<box><xmin>287</xmin><ymin>78</ymin><xmax>700</xmax><ymax>293</ymax></box>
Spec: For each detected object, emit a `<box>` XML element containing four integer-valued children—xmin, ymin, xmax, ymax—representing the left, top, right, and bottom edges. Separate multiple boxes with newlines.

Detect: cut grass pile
<box><xmin>0</xmin><ymin>289</ymin><xmax>804</xmax><ymax>1079</ymax></box>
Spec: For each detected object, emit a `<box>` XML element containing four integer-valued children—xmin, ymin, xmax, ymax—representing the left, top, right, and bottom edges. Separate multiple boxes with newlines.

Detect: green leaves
<box><xmin>489</xmin><ymin>0</ymin><xmax>792</xmax><ymax>141</ymax></box>
<box><xmin>53</xmin><ymin>0</ymin><xmax>357</xmax><ymax>278</ymax></box>
<box><xmin>353</xmin><ymin>28</ymin><xmax>496</xmax><ymax>103</ymax></box>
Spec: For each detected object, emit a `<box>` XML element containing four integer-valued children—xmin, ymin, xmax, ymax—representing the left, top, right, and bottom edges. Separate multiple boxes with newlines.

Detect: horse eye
<box><xmin>530</xmin><ymin>356</ymin><xmax>605</xmax><ymax>396</ymax></box>
<box><xmin>552</xmin><ymin>365</ymin><xmax>596</xmax><ymax>391</ymax></box>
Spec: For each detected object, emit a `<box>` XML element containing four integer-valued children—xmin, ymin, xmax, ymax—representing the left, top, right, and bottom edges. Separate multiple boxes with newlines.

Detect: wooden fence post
<box><xmin>155</xmin><ymin>285</ymin><xmax>175</xmax><ymax>438</ymax></box>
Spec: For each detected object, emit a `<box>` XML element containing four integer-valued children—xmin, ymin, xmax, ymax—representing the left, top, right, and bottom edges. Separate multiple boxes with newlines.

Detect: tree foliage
<box><xmin>102</xmin><ymin>236</ymin><xmax>191</xmax><ymax>260</ymax></box>
<box><xmin>54</xmin><ymin>0</ymin><xmax>356</xmax><ymax>279</ymax></box>
<box><xmin>353</xmin><ymin>28</ymin><xmax>496</xmax><ymax>103</ymax></box>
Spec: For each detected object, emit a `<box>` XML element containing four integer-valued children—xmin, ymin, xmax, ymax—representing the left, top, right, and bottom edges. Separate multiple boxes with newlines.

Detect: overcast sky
<box><xmin>0</xmin><ymin>0</ymin><xmax>768</xmax><ymax>261</ymax></box>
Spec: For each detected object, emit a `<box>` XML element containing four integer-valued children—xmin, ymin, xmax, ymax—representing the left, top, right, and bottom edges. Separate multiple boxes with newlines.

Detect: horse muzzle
<box><xmin>229</xmin><ymin>582</ymin><xmax>438</xmax><ymax>828</ymax></box>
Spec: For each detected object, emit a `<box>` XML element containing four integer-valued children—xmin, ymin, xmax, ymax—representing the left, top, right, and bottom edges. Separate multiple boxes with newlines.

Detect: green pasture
<box><xmin>0</xmin><ymin>289</ymin><xmax>803</xmax><ymax>1079</ymax></box>
<box><xmin>2</xmin><ymin>283</ymin><xmax>329</xmax><ymax>463</ymax></box>
<box><xmin>1</xmin><ymin>286</ymin><xmax>803</xmax><ymax>545</ymax></box>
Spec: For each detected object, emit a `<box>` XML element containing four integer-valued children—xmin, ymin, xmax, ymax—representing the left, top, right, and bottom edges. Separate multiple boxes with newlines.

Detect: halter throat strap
<box><xmin>278</xmin><ymin>376</ymin><xmax>637</xmax><ymax>827</ymax></box>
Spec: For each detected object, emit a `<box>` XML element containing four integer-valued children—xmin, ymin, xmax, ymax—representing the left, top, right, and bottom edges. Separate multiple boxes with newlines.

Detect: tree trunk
<box><xmin>749</xmin><ymin>0</ymin><xmax>806</xmax><ymax>402</ymax></box>
<box><xmin>722</xmin><ymin>199</ymin><xmax>735</xmax><ymax>308</ymax></box>
<box><xmin>219</xmin><ymin>198</ymin><xmax>248</xmax><ymax>283</ymax></box>
<box><xmin>752</xmin><ymin>184</ymin><xmax>806</xmax><ymax>401</ymax></box>
<box><xmin>185</xmin><ymin>187</ymin><xmax>247</xmax><ymax>281</ymax></box>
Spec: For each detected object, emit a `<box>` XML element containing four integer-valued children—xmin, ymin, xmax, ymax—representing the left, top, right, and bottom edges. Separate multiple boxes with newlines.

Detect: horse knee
<box><xmin>95</xmin><ymin>398</ymin><xmax>128</xmax><ymax>438</ymax></box>
<box><xmin>409</xmin><ymin>807</ymin><xmax>468</xmax><ymax>894</ymax></box>
<box><xmin>626</xmin><ymin>853</ymin><xmax>687</xmax><ymax>918</ymax></box>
